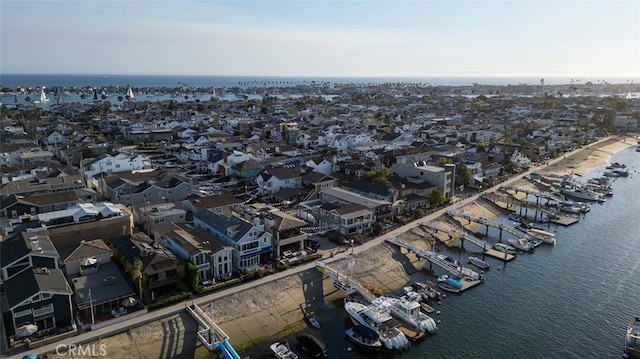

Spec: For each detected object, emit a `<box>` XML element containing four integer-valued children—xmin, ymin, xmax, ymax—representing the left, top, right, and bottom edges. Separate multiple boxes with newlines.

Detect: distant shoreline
<box><xmin>2</xmin><ymin>73</ymin><xmax>639</xmax><ymax>89</ymax></box>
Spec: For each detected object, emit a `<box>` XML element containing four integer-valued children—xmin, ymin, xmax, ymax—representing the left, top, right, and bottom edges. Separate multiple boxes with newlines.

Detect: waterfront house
<box><xmin>111</xmin><ymin>233</ymin><xmax>186</xmax><ymax>302</ymax></box>
<box><xmin>194</xmin><ymin>209</ymin><xmax>272</xmax><ymax>271</ymax></box>
<box><xmin>153</xmin><ymin>222</ymin><xmax>233</xmax><ymax>282</ymax></box>
<box><xmin>0</xmin><ymin>232</ymin><xmax>60</xmax><ymax>281</ymax></box>
<box><xmin>3</xmin><ymin>267</ymin><xmax>73</xmax><ymax>337</ymax></box>
<box><xmin>0</xmin><ymin>188</ymin><xmax>97</xmax><ymax>219</ymax></box>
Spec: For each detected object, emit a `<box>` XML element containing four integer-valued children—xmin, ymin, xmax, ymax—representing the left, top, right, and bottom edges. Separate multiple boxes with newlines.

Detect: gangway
<box><xmin>315</xmin><ymin>261</ymin><xmax>376</xmax><ymax>302</ymax></box>
<box><xmin>385</xmin><ymin>237</ymin><xmax>484</xmax><ymax>279</ymax></box>
<box><xmin>448</xmin><ymin>209</ymin><xmax>531</xmax><ymax>241</ymax></box>
<box><xmin>186</xmin><ymin>304</ymin><xmax>240</xmax><ymax>359</ymax></box>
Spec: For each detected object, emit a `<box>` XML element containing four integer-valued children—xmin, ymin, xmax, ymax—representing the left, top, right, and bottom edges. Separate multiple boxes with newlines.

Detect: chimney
<box><xmin>30</xmin><ymin>237</ymin><xmax>41</xmax><ymax>252</ymax></box>
<box><xmin>223</xmin><ymin>151</ymin><xmax>228</xmax><ymax>164</ymax></box>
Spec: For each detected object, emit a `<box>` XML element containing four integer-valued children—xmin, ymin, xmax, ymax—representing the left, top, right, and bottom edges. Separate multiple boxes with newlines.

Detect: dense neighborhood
<box><xmin>0</xmin><ymin>80</ymin><xmax>638</xmax><ymax>352</ymax></box>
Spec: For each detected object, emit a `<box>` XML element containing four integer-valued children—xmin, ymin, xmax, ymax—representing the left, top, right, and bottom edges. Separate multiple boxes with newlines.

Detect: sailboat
<box><xmin>126</xmin><ymin>87</ymin><xmax>135</xmax><ymax>99</ymax></box>
<box><xmin>40</xmin><ymin>87</ymin><xmax>49</xmax><ymax>103</ymax></box>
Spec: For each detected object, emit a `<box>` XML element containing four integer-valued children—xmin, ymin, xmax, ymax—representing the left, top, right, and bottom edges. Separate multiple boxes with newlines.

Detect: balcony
<box><xmin>148</xmin><ymin>274</ymin><xmax>180</xmax><ymax>289</ymax></box>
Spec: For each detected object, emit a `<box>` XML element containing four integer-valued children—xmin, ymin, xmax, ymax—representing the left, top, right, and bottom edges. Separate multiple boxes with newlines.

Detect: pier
<box><xmin>385</xmin><ymin>237</ymin><xmax>485</xmax><ymax>290</ymax></box>
<box><xmin>315</xmin><ymin>261</ymin><xmax>376</xmax><ymax>302</ymax></box>
<box><xmin>447</xmin><ymin>209</ymin><xmax>528</xmax><ymax>241</ymax></box>
<box><xmin>186</xmin><ymin>304</ymin><xmax>240</xmax><ymax>359</ymax></box>
<box><xmin>420</xmin><ymin>221</ymin><xmax>515</xmax><ymax>261</ymax></box>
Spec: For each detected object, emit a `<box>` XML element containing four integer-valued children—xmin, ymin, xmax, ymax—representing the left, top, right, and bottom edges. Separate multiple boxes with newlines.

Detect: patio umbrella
<box><xmin>15</xmin><ymin>324</ymin><xmax>38</xmax><ymax>337</ymax></box>
<box><xmin>81</xmin><ymin>257</ymin><xmax>97</xmax><ymax>266</ymax></box>
<box><xmin>121</xmin><ymin>297</ymin><xmax>138</xmax><ymax>307</ymax></box>
<box><xmin>22</xmin><ymin>354</ymin><xmax>38</xmax><ymax>359</ymax></box>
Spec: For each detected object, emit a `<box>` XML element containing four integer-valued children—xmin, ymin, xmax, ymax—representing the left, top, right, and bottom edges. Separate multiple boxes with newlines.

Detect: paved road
<box><xmin>6</xmin><ymin>136</ymin><xmax>615</xmax><ymax>359</ymax></box>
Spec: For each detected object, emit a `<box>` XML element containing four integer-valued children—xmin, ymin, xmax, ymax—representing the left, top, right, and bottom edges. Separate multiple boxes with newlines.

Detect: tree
<box><xmin>126</xmin><ymin>259</ymin><xmax>143</xmax><ymax>298</ymax></box>
<box><xmin>428</xmin><ymin>189</ymin><xmax>447</xmax><ymax>206</ymax></box>
<box><xmin>362</xmin><ymin>168</ymin><xmax>391</xmax><ymax>186</ymax></box>
<box><xmin>185</xmin><ymin>262</ymin><xmax>199</xmax><ymax>292</ymax></box>
<box><xmin>281</xmin><ymin>124</ymin><xmax>291</xmax><ymax>144</ymax></box>
<box><xmin>456</xmin><ymin>163</ymin><xmax>472</xmax><ymax>187</ymax></box>
<box><xmin>437</xmin><ymin>157</ymin><xmax>453</xmax><ymax>165</ymax></box>
<box><xmin>476</xmin><ymin>143</ymin><xmax>486</xmax><ymax>152</ymax></box>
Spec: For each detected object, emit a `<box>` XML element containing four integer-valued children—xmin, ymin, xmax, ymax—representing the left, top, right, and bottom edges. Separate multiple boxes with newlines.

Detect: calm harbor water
<box><xmin>237</xmin><ymin>147</ymin><xmax>639</xmax><ymax>359</ymax></box>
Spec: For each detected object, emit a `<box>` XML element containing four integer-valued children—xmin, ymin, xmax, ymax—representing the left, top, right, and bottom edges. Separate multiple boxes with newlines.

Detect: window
<box><xmin>41</xmin><ymin>293</ymin><xmax>51</xmax><ymax>300</ymax></box>
<box><xmin>14</xmin><ymin>309</ymin><xmax>32</xmax><ymax>318</ymax></box>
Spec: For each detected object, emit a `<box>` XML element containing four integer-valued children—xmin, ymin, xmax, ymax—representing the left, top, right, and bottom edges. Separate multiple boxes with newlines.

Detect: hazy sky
<box><xmin>1</xmin><ymin>0</ymin><xmax>639</xmax><ymax>77</ymax></box>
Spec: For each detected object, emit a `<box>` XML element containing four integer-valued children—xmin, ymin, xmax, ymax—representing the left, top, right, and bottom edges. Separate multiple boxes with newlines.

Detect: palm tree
<box><xmin>126</xmin><ymin>259</ymin><xmax>143</xmax><ymax>298</ymax></box>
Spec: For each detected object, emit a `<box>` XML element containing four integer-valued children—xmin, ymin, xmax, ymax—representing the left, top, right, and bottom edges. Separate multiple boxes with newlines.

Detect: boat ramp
<box><xmin>186</xmin><ymin>304</ymin><xmax>241</xmax><ymax>359</ymax></box>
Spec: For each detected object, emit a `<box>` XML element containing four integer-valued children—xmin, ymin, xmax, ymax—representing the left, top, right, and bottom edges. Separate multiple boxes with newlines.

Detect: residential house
<box><xmin>154</xmin><ymin>222</ymin><xmax>233</xmax><ymax>282</ymax></box>
<box><xmin>391</xmin><ymin>156</ymin><xmax>456</xmax><ymax>197</ymax></box>
<box><xmin>194</xmin><ymin>209</ymin><xmax>272</xmax><ymax>271</ymax></box>
<box><xmin>181</xmin><ymin>193</ymin><xmax>244</xmax><ymax>216</ymax></box>
<box><xmin>3</xmin><ymin>267</ymin><xmax>73</xmax><ymax>337</ymax></box>
<box><xmin>256</xmin><ymin>166</ymin><xmax>309</xmax><ymax>196</ymax></box>
<box><xmin>60</xmin><ymin>239</ymin><xmax>112</xmax><ymax>278</ymax></box>
<box><xmin>111</xmin><ymin>233</ymin><xmax>186</xmax><ymax>302</ymax></box>
<box><xmin>0</xmin><ymin>189</ymin><xmax>97</xmax><ymax>219</ymax></box>
<box><xmin>1</xmin><ymin>233</ymin><xmax>60</xmax><ymax>281</ymax></box>
<box><xmin>81</xmin><ymin>152</ymin><xmax>152</xmax><ymax>181</ymax></box>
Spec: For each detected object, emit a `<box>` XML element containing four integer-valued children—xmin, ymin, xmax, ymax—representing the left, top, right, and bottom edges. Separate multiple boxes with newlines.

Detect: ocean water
<box><xmin>2</xmin><ymin>74</ymin><xmax>639</xmax><ymax>89</ymax></box>
<box><xmin>238</xmin><ymin>147</ymin><xmax>640</xmax><ymax>359</ymax></box>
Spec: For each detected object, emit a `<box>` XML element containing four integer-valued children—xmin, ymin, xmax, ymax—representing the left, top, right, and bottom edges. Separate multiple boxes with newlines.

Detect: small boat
<box><xmin>468</xmin><ymin>256</ymin><xmax>490</xmax><ymax>270</ymax></box>
<box><xmin>508</xmin><ymin>237</ymin><xmax>534</xmax><ymax>252</ymax></box>
<box><xmin>625</xmin><ymin>316</ymin><xmax>640</xmax><ymax>358</ymax></box>
<box><xmin>345</xmin><ymin>324</ymin><xmax>382</xmax><ymax>351</ymax></box>
<box><xmin>437</xmin><ymin>275</ymin><xmax>463</xmax><ymax>288</ymax></box>
<box><xmin>296</xmin><ymin>333</ymin><xmax>327</xmax><ymax>358</ymax></box>
<box><xmin>437</xmin><ymin>281</ymin><xmax>461</xmax><ymax>293</ymax></box>
<box><xmin>305</xmin><ymin>313</ymin><xmax>321</xmax><ymax>329</ymax></box>
<box><xmin>270</xmin><ymin>341</ymin><xmax>299</xmax><ymax>359</ymax></box>
<box><xmin>420</xmin><ymin>301</ymin><xmax>435</xmax><ymax>313</ymax></box>
<box><xmin>493</xmin><ymin>242</ymin><xmax>517</xmax><ymax>255</ymax></box>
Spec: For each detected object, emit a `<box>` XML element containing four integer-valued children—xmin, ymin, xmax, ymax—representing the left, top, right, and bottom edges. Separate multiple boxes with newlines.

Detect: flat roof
<box><xmin>71</xmin><ymin>261</ymin><xmax>135</xmax><ymax>309</ymax></box>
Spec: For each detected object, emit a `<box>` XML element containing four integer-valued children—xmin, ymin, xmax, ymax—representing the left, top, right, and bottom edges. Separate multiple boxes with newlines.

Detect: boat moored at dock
<box><xmin>345</xmin><ymin>324</ymin><xmax>383</xmax><ymax>351</ymax></box>
<box><xmin>625</xmin><ymin>316</ymin><xmax>640</xmax><ymax>358</ymax></box>
<box><xmin>468</xmin><ymin>256</ymin><xmax>490</xmax><ymax>270</ymax></box>
<box><xmin>270</xmin><ymin>341</ymin><xmax>299</xmax><ymax>359</ymax></box>
<box><xmin>295</xmin><ymin>333</ymin><xmax>327</xmax><ymax>358</ymax></box>
<box><xmin>372</xmin><ymin>295</ymin><xmax>437</xmax><ymax>333</ymax></box>
<box><xmin>493</xmin><ymin>242</ymin><xmax>517</xmax><ymax>255</ymax></box>
<box><xmin>344</xmin><ymin>298</ymin><xmax>410</xmax><ymax>350</ymax></box>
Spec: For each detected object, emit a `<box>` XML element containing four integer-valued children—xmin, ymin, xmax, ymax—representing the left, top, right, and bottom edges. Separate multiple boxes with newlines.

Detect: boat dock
<box><xmin>447</xmin><ymin>209</ymin><xmax>528</xmax><ymax>241</ymax></box>
<box><xmin>460</xmin><ymin>231</ymin><xmax>516</xmax><ymax>261</ymax></box>
<box><xmin>315</xmin><ymin>261</ymin><xmax>376</xmax><ymax>302</ymax></box>
<box><xmin>186</xmin><ymin>304</ymin><xmax>240</xmax><ymax>359</ymax></box>
<box><xmin>385</xmin><ymin>237</ymin><xmax>485</xmax><ymax>290</ymax></box>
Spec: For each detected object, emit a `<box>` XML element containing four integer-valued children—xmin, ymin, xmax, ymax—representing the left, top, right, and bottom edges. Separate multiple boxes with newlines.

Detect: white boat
<box><xmin>625</xmin><ymin>316</ymin><xmax>640</xmax><ymax>358</ymax></box>
<box><xmin>126</xmin><ymin>86</ymin><xmax>135</xmax><ymax>99</ymax></box>
<box><xmin>561</xmin><ymin>186</ymin><xmax>603</xmax><ymax>202</ymax></box>
<box><xmin>527</xmin><ymin>228</ymin><xmax>556</xmax><ymax>245</ymax></box>
<box><xmin>372</xmin><ymin>295</ymin><xmax>437</xmax><ymax>333</ymax></box>
<box><xmin>468</xmin><ymin>256</ymin><xmax>490</xmax><ymax>270</ymax></box>
<box><xmin>508</xmin><ymin>237</ymin><xmax>534</xmax><ymax>252</ymax></box>
<box><xmin>270</xmin><ymin>341</ymin><xmax>298</xmax><ymax>359</ymax></box>
<box><xmin>305</xmin><ymin>313</ymin><xmax>321</xmax><ymax>329</ymax></box>
<box><xmin>40</xmin><ymin>87</ymin><xmax>49</xmax><ymax>103</ymax></box>
<box><xmin>344</xmin><ymin>298</ymin><xmax>410</xmax><ymax>350</ymax></box>
<box><xmin>345</xmin><ymin>325</ymin><xmax>382</xmax><ymax>351</ymax></box>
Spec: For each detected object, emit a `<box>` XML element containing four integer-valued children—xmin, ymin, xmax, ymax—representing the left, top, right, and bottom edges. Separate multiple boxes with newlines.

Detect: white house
<box><xmin>81</xmin><ymin>152</ymin><xmax>152</xmax><ymax>179</ymax></box>
<box><xmin>194</xmin><ymin>209</ymin><xmax>273</xmax><ymax>271</ymax></box>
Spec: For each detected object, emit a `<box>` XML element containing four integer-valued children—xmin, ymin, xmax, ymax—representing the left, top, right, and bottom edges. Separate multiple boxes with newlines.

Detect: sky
<box><xmin>1</xmin><ymin>0</ymin><xmax>639</xmax><ymax>78</ymax></box>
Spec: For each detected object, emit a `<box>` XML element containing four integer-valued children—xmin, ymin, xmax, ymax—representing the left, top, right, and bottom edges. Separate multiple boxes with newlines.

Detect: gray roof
<box><xmin>63</xmin><ymin>239</ymin><xmax>112</xmax><ymax>263</ymax></box>
<box><xmin>5</xmin><ymin>267</ymin><xmax>72</xmax><ymax>310</ymax></box>
<box><xmin>0</xmin><ymin>232</ymin><xmax>59</xmax><ymax>269</ymax></box>
<box><xmin>71</xmin><ymin>261</ymin><xmax>135</xmax><ymax>309</ymax></box>
<box><xmin>194</xmin><ymin>209</ymin><xmax>253</xmax><ymax>243</ymax></box>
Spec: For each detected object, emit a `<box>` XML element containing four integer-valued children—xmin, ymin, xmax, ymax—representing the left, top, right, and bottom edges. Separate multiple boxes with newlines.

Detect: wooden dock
<box><xmin>550</xmin><ymin>215</ymin><xmax>580</xmax><ymax>226</ymax></box>
<box><xmin>459</xmin><ymin>232</ymin><xmax>516</xmax><ymax>261</ymax></box>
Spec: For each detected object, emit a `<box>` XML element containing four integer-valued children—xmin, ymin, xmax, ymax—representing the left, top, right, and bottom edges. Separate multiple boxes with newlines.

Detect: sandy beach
<box><xmin>46</xmin><ymin>135</ymin><xmax>637</xmax><ymax>359</ymax></box>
